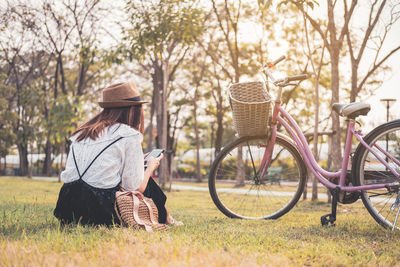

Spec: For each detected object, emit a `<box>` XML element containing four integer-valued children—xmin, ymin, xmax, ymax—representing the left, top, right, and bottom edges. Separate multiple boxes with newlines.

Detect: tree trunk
<box><xmin>146</xmin><ymin>95</ymin><xmax>156</xmax><ymax>152</ymax></box>
<box><xmin>210</xmin><ymin>122</ymin><xmax>215</xmax><ymax>166</ymax></box>
<box><xmin>330</xmin><ymin>55</ymin><xmax>342</xmax><ymax>171</ymax></box>
<box><xmin>29</xmin><ymin>142</ymin><xmax>33</xmax><ymax>178</ymax></box>
<box><xmin>214</xmin><ymin>111</ymin><xmax>224</xmax><ymax>156</ymax></box>
<box><xmin>58</xmin><ymin>141</ymin><xmax>65</xmax><ymax>182</ymax></box>
<box><xmin>302</xmin><ymin>176</ymin><xmax>308</xmax><ymax>200</ymax></box>
<box><xmin>235</xmin><ymin>146</ymin><xmax>245</xmax><ymax>186</ymax></box>
<box><xmin>166</xmin><ymin>115</ymin><xmax>175</xmax><ymax>191</ymax></box>
<box><xmin>168</xmin><ymin>150</ymin><xmax>174</xmax><ymax>191</ymax></box>
<box><xmin>42</xmin><ymin>137</ymin><xmax>53</xmax><ymax>176</ymax></box>
<box><xmin>157</xmin><ymin>61</ymin><xmax>169</xmax><ymax>187</ymax></box>
<box><xmin>350</xmin><ymin>63</ymin><xmax>358</xmax><ymax>102</ymax></box>
<box><xmin>0</xmin><ymin>155</ymin><xmax>4</xmax><ymax>175</ymax></box>
<box><xmin>312</xmin><ymin>63</ymin><xmax>321</xmax><ymax>202</ymax></box>
<box><xmin>235</xmin><ymin>89</ymin><xmax>243</xmax><ymax>186</ymax></box>
<box><xmin>54</xmin><ymin>58</ymin><xmax>59</xmax><ymax>98</ymax></box>
<box><xmin>214</xmin><ymin>85</ymin><xmax>225</xmax><ymax>157</ymax></box>
<box><xmin>59</xmin><ymin>55</ymin><xmax>67</xmax><ymax>95</ymax></box>
<box><xmin>327</xmin><ymin>134</ymin><xmax>333</xmax><ymax>204</ymax></box>
<box><xmin>193</xmin><ymin>95</ymin><xmax>202</xmax><ymax>182</ymax></box>
<box><xmin>311</xmin><ymin>160</ymin><xmax>319</xmax><ymax>200</ymax></box>
<box><xmin>77</xmin><ymin>62</ymin><xmax>87</xmax><ymax>96</ymax></box>
<box><xmin>17</xmin><ymin>144</ymin><xmax>28</xmax><ymax>176</ymax></box>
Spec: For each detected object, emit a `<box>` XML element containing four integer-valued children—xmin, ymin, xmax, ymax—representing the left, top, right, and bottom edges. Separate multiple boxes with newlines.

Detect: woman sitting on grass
<box><xmin>54</xmin><ymin>82</ymin><xmax>182</xmax><ymax>227</ymax></box>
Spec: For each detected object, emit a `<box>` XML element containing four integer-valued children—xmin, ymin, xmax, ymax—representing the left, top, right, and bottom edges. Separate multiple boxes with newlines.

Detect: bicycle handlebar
<box><xmin>272</xmin><ymin>56</ymin><xmax>286</xmax><ymax>66</ymax></box>
<box><xmin>263</xmin><ymin>55</ymin><xmax>308</xmax><ymax>86</ymax></box>
<box><xmin>273</xmin><ymin>74</ymin><xmax>309</xmax><ymax>87</ymax></box>
<box><xmin>287</xmin><ymin>74</ymin><xmax>308</xmax><ymax>82</ymax></box>
<box><xmin>266</xmin><ymin>55</ymin><xmax>286</xmax><ymax>68</ymax></box>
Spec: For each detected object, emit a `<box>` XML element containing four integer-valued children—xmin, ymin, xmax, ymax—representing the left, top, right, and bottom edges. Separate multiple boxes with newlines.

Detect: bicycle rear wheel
<box><xmin>208</xmin><ymin>135</ymin><xmax>307</xmax><ymax>219</ymax></box>
<box><xmin>353</xmin><ymin>120</ymin><xmax>400</xmax><ymax>229</ymax></box>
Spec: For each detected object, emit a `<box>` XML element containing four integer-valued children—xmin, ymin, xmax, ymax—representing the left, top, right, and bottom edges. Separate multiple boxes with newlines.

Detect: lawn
<box><xmin>1</xmin><ymin>176</ymin><xmax>400</xmax><ymax>266</ymax></box>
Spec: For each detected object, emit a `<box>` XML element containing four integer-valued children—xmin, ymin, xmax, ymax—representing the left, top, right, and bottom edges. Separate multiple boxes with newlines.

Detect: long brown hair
<box><xmin>72</xmin><ymin>105</ymin><xmax>144</xmax><ymax>142</ymax></box>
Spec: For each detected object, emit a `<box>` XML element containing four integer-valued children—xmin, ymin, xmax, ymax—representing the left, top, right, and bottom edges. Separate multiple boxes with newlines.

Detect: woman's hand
<box><xmin>138</xmin><ymin>153</ymin><xmax>164</xmax><ymax>193</ymax></box>
<box><xmin>146</xmin><ymin>153</ymin><xmax>164</xmax><ymax>172</ymax></box>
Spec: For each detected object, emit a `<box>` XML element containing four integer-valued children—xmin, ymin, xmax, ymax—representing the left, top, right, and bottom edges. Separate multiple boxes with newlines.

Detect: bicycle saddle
<box><xmin>332</xmin><ymin>102</ymin><xmax>371</xmax><ymax>119</ymax></box>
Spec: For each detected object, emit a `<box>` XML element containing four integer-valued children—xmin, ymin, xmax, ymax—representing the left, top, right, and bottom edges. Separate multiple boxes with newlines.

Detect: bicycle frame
<box><xmin>259</xmin><ymin>100</ymin><xmax>400</xmax><ymax>192</ymax></box>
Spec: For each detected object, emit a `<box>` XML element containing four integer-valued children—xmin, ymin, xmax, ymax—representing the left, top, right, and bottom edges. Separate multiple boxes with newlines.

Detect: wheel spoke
<box><xmin>247</xmin><ymin>141</ymin><xmax>258</xmax><ymax>180</ymax></box>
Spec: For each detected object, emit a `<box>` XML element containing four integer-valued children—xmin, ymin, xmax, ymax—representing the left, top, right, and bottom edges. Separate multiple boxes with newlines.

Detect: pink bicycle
<box><xmin>208</xmin><ymin>56</ymin><xmax>400</xmax><ymax>230</ymax></box>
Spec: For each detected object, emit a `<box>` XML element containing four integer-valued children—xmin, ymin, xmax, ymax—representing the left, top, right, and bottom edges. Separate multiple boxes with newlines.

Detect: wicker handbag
<box><xmin>114</xmin><ymin>190</ymin><xmax>168</xmax><ymax>231</ymax></box>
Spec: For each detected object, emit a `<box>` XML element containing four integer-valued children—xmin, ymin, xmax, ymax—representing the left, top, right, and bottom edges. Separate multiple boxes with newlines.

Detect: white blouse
<box><xmin>60</xmin><ymin>123</ymin><xmax>144</xmax><ymax>191</ymax></box>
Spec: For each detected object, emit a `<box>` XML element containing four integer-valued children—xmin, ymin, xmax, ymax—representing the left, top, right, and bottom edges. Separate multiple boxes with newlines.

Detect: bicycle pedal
<box><xmin>321</xmin><ymin>214</ymin><xmax>336</xmax><ymax>227</ymax></box>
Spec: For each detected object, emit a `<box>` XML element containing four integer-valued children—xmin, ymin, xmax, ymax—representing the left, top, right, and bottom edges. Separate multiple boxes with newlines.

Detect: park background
<box><xmin>1</xmin><ymin>0</ymin><xmax>400</xmax><ymax>189</ymax></box>
<box><xmin>2</xmin><ymin>0</ymin><xmax>400</xmax><ymax>266</ymax></box>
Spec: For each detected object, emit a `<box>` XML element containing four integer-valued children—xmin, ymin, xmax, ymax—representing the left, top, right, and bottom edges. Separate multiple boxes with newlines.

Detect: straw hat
<box><xmin>98</xmin><ymin>82</ymin><xmax>148</xmax><ymax>108</ymax></box>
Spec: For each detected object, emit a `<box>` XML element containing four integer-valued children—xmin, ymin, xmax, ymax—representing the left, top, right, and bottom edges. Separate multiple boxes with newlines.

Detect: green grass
<box><xmin>1</xmin><ymin>176</ymin><xmax>400</xmax><ymax>266</ymax></box>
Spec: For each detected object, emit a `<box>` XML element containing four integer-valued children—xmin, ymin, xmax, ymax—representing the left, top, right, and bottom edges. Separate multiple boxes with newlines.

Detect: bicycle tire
<box><xmin>208</xmin><ymin>135</ymin><xmax>307</xmax><ymax>219</ymax></box>
<box><xmin>352</xmin><ymin>119</ymin><xmax>400</xmax><ymax>229</ymax></box>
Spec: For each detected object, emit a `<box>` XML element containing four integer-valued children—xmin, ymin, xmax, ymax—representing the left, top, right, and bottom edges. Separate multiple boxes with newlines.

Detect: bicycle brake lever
<box><xmin>274</xmin><ymin>78</ymin><xmax>287</xmax><ymax>86</ymax></box>
<box><xmin>276</xmin><ymin>82</ymin><xmax>287</xmax><ymax>87</ymax></box>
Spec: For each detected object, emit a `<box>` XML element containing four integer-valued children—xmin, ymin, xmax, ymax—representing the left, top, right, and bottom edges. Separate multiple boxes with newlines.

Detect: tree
<box><xmin>0</xmin><ymin>2</ymin><xmax>49</xmax><ymax>176</ymax></box>
<box><xmin>119</xmin><ymin>0</ymin><xmax>205</xmax><ymax>187</ymax></box>
<box><xmin>345</xmin><ymin>0</ymin><xmax>400</xmax><ymax>102</ymax></box>
<box><xmin>35</xmin><ymin>0</ymin><xmax>106</xmax><ymax>175</ymax></box>
<box><xmin>303</xmin><ymin>12</ymin><xmax>328</xmax><ymax>201</ymax></box>
<box><xmin>291</xmin><ymin>0</ymin><xmax>400</xmax><ymax>172</ymax></box>
<box><xmin>176</xmin><ymin>50</ymin><xmax>209</xmax><ymax>182</ymax></box>
<box><xmin>0</xmin><ymin>74</ymin><xmax>17</xmax><ymax>174</ymax></box>
<box><xmin>289</xmin><ymin>0</ymin><xmax>357</xmax><ymax>171</ymax></box>
<box><xmin>207</xmin><ymin>0</ymin><xmax>269</xmax><ymax>186</ymax></box>
<box><xmin>48</xmin><ymin>95</ymin><xmax>82</xmax><ymax>181</ymax></box>
<box><xmin>195</xmin><ymin>29</ymin><xmax>230</xmax><ymax>157</ymax></box>
<box><xmin>64</xmin><ymin>0</ymin><xmax>107</xmax><ymax>96</ymax></box>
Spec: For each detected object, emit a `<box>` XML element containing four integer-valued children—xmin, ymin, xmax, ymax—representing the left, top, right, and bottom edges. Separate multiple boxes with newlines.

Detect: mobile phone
<box><xmin>144</xmin><ymin>149</ymin><xmax>164</xmax><ymax>168</ymax></box>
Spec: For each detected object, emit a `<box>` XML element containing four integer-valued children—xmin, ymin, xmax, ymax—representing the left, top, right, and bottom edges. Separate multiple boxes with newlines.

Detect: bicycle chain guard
<box><xmin>330</xmin><ymin>172</ymin><xmax>360</xmax><ymax>204</ymax></box>
<box><xmin>339</xmin><ymin>191</ymin><xmax>360</xmax><ymax>204</ymax></box>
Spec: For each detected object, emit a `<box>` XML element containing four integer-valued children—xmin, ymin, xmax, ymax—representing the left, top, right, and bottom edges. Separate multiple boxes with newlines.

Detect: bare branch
<box><xmin>194</xmin><ymin>35</ymin><xmax>233</xmax><ymax>81</ymax></box>
<box><xmin>338</xmin><ymin>0</ymin><xmax>357</xmax><ymax>45</ymax></box>
<box><xmin>355</xmin><ymin>0</ymin><xmax>386</xmax><ymax>63</ymax></box>
<box><xmin>294</xmin><ymin>2</ymin><xmax>330</xmax><ymax>53</ymax></box>
<box><xmin>357</xmin><ymin>45</ymin><xmax>400</xmax><ymax>95</ymax></box>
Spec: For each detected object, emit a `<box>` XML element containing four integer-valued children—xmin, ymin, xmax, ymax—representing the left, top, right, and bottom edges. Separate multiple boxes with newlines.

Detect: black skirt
<box><xmin>54</xmin><ymin>179</ymin><xmax>120</xmax><ymax>226</ymax></box>
<box><xmin>54</xmin><ymin>178</ymin><xmax>167</xmax><ymax>226</ymax></box>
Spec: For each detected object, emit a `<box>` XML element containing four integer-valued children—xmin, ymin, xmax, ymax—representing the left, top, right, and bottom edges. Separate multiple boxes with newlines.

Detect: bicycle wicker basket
<box><xmin>228</xmin><ymin>81</ymin><xmax>272</xmax><ymax>137</ymax></box>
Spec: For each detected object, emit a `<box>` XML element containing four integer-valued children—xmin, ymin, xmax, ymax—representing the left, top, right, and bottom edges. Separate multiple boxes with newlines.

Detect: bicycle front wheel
<box><xmin>353</xmin><ymin>120</ymin><xmax>400</xmax><ymax>229</ymax></box>
<box><xmin>208</xmin><ymin>135</ymin><xmax>307</xmax><ymax>219</ymax></box>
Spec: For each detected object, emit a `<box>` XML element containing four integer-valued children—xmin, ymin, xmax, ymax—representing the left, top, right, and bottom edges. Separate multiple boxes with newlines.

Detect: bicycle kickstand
<box><xmin>321</xmin><ymin>187</ymin><xmax>340</xmax><ymax>227</ymax></box>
